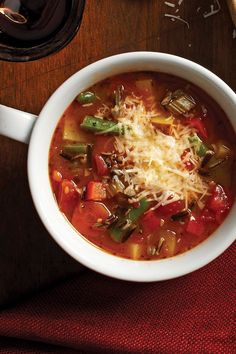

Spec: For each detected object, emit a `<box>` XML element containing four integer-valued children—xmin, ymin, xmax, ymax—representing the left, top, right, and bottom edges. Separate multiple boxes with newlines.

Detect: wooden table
<box><xmin>0</xmin><ymin>0</ymin><xmax>235</xmax><ymax>306</ymax></box>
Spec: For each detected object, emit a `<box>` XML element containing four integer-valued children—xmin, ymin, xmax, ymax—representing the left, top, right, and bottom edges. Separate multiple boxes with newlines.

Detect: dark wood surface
<box><xmin>0</xmin><ymin>0</ymin><xmax>235</xmax><ymax>306</ymax></box>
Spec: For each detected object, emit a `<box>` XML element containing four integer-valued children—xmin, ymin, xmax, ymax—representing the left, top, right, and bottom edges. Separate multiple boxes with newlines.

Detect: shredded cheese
<box><xmin>164</xmin><ymin>13</ymin><xmax>190</xmax><ymax>28</ymax></box>
<box><xmin>203</xmin><ymin>0</ymin><xmax>221</xmax><ymax>18</ymax></box>
<box><xmin>164</xmin><ymin>1</ymin><xmax>175</xmax><ymax>8</ymax></box>
<box><xmin>164</xmin><ymin>0</ymin><xmax>222</xmax><ymax>30</ymax></box>
<box><xmin>109</xmin><ymin>96</ymin><xmax>209</xmax><ymax>207</ymax></box>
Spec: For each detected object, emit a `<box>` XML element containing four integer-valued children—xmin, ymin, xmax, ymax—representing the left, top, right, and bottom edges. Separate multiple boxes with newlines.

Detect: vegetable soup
<box><xmin>49</xmin><ymin>72</ymin><xmax>236</xmax><ymax>260</ymax></box>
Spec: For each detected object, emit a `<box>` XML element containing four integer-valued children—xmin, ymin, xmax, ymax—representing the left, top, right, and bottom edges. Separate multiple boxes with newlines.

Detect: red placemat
<box><xmin>0</xmin><ymin>243</ymin><xmax>235</xmax><ymax>353</ymax></box>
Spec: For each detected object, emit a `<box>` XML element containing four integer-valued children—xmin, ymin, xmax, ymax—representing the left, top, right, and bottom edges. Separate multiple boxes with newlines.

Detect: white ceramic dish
<box><xmin>0</xmin><ymin>52</ymin><xmax>235</xmax><ymax>282</ymax></box>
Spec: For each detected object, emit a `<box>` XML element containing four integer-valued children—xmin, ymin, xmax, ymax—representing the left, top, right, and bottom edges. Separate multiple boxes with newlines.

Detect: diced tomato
<box><xmin>207</xmin><ymin>184</ymin><xmax>230</xmax><ymax>213</ymax></box>
<box><xmin>57</xmin><ymin>179</ymin><xmax>79</xmax><ymax>219</ymax></box>
<box><xmin>141</xmin><ymin>211</ymin><xmax>161</xmax><ymax>233</ymax></box>
<box><xmin>200</xmin><ymin>208</ymin><xmax>215</xmax><ymax>223</ymax></box>
<box><xmin>132</xmin><ymin>201</ymin><xmax>141</xmax><ymax>209</ymax></box>
<box><xmin>186</xmin><ymin>213</ymin><xmax>205</xmax><ymax>237</ymax></box>
<box><xmin>72</xmin><ymin>201</ymin><xmax>110</xmax><ymax>238</ymax></box>
<box><xmin>86</xmin><ymin>181</ymin><xmax>106</xmax><ymax>201</ymax></box>
<box><xmin>155</xmin><ymin>200</ymin><xmax>185</xmax><ymax>217</ymax></box>
<box><xmin>93</xmin><ymin>154</ymin><xmax>109</xmax><ymax>176</ymax></box>
<box><xmin>205</xmin><ymin>185</ymin><xmax>233</xmax><ymax>225</ymax></box>
<box><xmin>185</xmin><ymin>161</ymin><xmax>194</xmax><ymax>170</ymax></box>
<box><xmin>181</xmin><ymin>149</ymin><xmax>194</xmax><ymax>171</ymax></box>
<box><xmin>185</xmin><ymin>118</ymin><xmax>208</xmax><ymax>139</ymax></box>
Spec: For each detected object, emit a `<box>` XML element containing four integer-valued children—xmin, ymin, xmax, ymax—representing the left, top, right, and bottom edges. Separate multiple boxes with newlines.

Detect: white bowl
<box><xmin>24</xmin><ymin>52</ymin><xmax>236</xmax><ymax>281</ymax></box>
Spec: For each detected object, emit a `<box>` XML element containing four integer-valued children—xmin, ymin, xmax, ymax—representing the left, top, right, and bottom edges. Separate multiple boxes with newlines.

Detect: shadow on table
<box><xmin>0</xmin><ymin>137</ymin><xmax>82</xmax><ymax>307</ymax></box>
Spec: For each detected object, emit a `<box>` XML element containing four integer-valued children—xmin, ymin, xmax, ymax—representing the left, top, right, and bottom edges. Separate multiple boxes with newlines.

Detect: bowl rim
<box><xmin>27</xmin><ymin>51</ymin><xmax>236</xmax><ymax>282</ymax></box>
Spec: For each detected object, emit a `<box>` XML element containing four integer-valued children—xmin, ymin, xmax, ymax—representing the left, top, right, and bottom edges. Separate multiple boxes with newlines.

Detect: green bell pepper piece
<box><xmin>110</xmin><ymin>199</ymin><xmax>150</xmax><ymax>243</ymax></box>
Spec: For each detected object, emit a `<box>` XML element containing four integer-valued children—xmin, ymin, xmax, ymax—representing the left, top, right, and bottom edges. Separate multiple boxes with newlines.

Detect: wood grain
<box><xmin>0</xmin><ymin>0</ymin><xmax>235</xmax><ymax>306</ymax></box>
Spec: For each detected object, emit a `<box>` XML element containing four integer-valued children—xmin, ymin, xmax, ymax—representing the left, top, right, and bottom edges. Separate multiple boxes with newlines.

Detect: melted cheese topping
<box><xmin>112</xmin><ymin>96</ymin><xmax>209</xmax><ymax>207</ymax></box>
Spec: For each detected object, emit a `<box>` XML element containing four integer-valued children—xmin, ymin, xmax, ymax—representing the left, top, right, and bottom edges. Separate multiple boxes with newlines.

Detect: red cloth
<box><xmin>0</xmin><ymin>243</ymin><xmax>235</xmax><ymax>353</ymax></box>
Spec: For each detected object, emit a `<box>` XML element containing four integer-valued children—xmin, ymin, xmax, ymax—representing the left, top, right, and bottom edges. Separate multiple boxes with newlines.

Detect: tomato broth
<box><xmin>49</xmin><ymin>72</ymin><xmax>236</xmax><ymax>260</ymax></box>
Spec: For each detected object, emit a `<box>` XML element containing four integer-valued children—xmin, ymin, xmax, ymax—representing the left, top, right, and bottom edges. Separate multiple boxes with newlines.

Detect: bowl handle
<box><xmin>0</xmin><ymin>104</ymin><xmax>37</xmax><ymax>144</ymax></box>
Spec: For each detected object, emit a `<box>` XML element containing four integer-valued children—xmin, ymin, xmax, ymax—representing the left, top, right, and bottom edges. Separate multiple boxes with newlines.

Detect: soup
<box><xmin>49</xmin><ymin>72</ymin><xmax>236</xmax><ymax>260</ymax></box>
